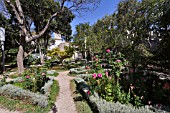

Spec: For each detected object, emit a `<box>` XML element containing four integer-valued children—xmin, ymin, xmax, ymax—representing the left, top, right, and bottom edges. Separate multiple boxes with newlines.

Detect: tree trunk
<box><xmin>39</xmin><ymin>44</ymin><xmax>45</xmax><ymax>64</ymax></box>
<box><xmin>17</xmin><ymin>45</ymin><xmax>24</xmax><ymax>73</ymax></box>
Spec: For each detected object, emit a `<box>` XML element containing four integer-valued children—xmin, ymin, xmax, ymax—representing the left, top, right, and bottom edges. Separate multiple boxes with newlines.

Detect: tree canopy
<box><xmin>73</xmin><ymin>0</ymin><xmax>170</xmax><ymax>70</ymax></box>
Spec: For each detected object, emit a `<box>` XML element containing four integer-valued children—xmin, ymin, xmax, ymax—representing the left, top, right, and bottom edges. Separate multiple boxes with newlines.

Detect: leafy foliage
<box><xmin>73</xmin><ymin>0</ymin><xmax>170</xmax><ymax>70</ymax></box>
<box><xmin>47</xmin><ymin>46</ymin><xmax>74</xmax><ymax>63</ymax></box>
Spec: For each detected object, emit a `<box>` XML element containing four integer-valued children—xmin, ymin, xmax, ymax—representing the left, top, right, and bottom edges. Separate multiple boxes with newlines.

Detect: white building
<box><xmin>48</xmin><ymin>33</ymin><xmax>81</xmax><ymax>60</ymax></box>
<box><xmin>48</xmin><ymin>33</ymin><xmax>63</xmax><ymax>50</ymax></box>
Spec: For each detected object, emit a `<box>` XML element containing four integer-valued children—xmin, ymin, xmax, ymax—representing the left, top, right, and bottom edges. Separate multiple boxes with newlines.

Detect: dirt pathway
<box><xmin>49</xmin><ymin>71</ymin><xmax>77</xmax><ymax>113</ymax></box>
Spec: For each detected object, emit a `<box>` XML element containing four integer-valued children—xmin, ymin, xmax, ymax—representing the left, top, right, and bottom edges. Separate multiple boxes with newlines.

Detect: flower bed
<box><xmin>74</xmin><ymin>49</ymin><xmax>170</xmax><ymax>112</ymax></box>
<box><xmin>0</xmin><ymin>84</ymin><xmax>48</xmax><ymax>107</ymax></box>
<box><xmin>0</xmin><ymin>68</ymin><xmax>56</xmax><ymax>107</ymax></box>
<box><xmin>74</xmin><ymin>78</ymin><xmax>155</xmax><ymax>113</ymax></box>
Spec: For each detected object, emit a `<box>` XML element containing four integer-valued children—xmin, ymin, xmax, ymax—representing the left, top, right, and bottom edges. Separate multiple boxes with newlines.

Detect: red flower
<box><xmin>87</xmin><ymin>90</ymin><xmax>90</xmax><ymax>95</ymax></box>
<box><xmin>86</xmin><ymin>66</ymin><xmax>90</xmax><ymax>69</ymax></box>
<box><xmin>163</xmin><ymin>82</ymin><xmax>170</xmax><ymax>90</ymax></box>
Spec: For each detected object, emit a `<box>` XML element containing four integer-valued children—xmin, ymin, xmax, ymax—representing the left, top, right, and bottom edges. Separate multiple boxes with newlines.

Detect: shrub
<box><xmin>69</xmin><ymin>66</ymin><xmax>87</xmax><ymax>74</ymax></box>
<box><xmin>0</xmin><ymin>84</ymin><xmax>48</xmax><ymax>107</ymax></box>
<box><xmin>75</xmin><ymin>78</ymin><xmax>154</xmax><ymax>113</ymax></box>
<box><xmin>41</xmin><ymin>77</ymin><xmax>54</xmax><ymax>96</ymax></box>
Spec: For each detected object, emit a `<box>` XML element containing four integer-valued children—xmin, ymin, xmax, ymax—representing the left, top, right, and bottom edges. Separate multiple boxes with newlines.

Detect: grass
<box><xmin>0</xmin><ymin>80</ymin><xmax>59</xmax><ymax>113</ymax></box>
<box><xmin>50</xmin><ymin>65</ymin><xmax>67</xmax><ymax>72</ymax></box>
<box><xmin>68</xmin><ymin>73</ymin><xmax>79</xmax><ymax>77</ymax></box>
<box><xmin>70</xmin><ymin>80</ymin><xmax>92</xmax><ymax>113</ymax></box>
<box><xmin>47</xmin><ymin>72</ymin><xmax>59</xmax><ymax>77</ymax></box>
<box><xmin>9</xmin><ymin>74</ymin><xmax>20</xmax><ymax>78</ymax></box>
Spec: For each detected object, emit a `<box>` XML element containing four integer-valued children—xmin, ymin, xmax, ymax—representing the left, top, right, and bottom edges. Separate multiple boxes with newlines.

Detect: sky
<box><xmin>71</xmin><ymin>0</ymin><xmax>121</xmax><ymax>35</ymax></box>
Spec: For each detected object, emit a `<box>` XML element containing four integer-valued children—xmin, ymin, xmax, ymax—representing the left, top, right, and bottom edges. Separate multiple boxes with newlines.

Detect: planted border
<box><xmin>0</xmin><ymin>77</ymin><xmax>54</xmax><ymax>108</ymax></box>
<box><xmin>74</xmin><ymin>77</ymin><xmax>156</xmax><ymax>113</ymax></box>
<box><xmin>0</xmin><ymin>80</ymin><xmax>59</xmax><ymax>113</ymax></box>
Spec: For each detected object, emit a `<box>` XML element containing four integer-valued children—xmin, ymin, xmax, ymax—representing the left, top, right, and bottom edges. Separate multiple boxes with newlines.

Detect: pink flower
<box><xmin>116</xmin><ymin>59</ymin><xmax>121</xmax><ymax>62</ymax></box>
<box><xmin>130</xmin><ymin>68</ymin><xmax>134</xmax><ymax>74</ymax></box>
<box><xmin>92</xmin><ymin>73</ymin><xmax>97</xmax><ymax>79</ymax></box>
<box><xmin>106</xmin><ymin>49</ymin><xmax>111</xmax><ymax>53</ymax></box>
<box><xmin>86</xmin><ymin>66</ymin><xmax>90</xmax><ymax>69</ymax></box>
<box><xmin>87</xmin><ymin>90</ymin><xmax>90</xmax><ymax>95</ymax></box>
<box><xmin>105</xmin><ymin>71</ymin><xmax>108</xmax><ymax>77</ymax></box>
<box><xmin>130</xmin><ymin>84</ymin><xmax>135</xmax><ymax>89</ymax></box>
<box><xmin>148</xmin><ymin>100</ymin><xmax>152</xmax><ymax>105</ymax></box>
<box><xmin>156</xmin><ymin>103</ymin><xmax>163</xmax><ymax>109</ymax></box>
<box><xmin>95</xmin><ymin>58</ymin><xmax>99</xmax><ymax>62</ymax></box>
<box><xmin>25</xmin><ymin>76</ymin><xmax>30</xmax><ymax>79</ymax></box>
<box><xmin>98</xmin><ymin>73</ymin><xmax>102</xmax><ymax>78</ymax></box>
<box><xmin>41</xmin><ymin>72</ymin><xmax>46</xmax><ymax>76</ymax></box>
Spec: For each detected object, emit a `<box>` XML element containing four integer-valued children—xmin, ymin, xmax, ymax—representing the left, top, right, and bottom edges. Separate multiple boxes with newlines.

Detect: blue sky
<box><xmin>71</xmin><ymin>0</ymin><xmax>121</xmax><ymax>35</ymax></box>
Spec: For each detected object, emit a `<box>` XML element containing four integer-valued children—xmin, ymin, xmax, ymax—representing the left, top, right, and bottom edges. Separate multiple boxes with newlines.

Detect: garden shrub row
<box><xmin>74</xmin><ymin>77</ymin><xmax>156</xmax><ymax>113</ymax></box>
<box><xmin>0</xmin><ymin>77</ymin><xmax>54</xmax><ymax>107</ymax></box>
<box><xmin>69</xmin><ymin>66</ymin><xmax>87</xmax><ymax>74</ymax></box>
<box><xmin>0</xmin><ymin>84</ymin><xmax>48</xmax><ymax>107</ymax></box>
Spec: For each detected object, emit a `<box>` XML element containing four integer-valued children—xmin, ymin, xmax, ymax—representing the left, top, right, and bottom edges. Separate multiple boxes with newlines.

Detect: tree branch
<box><xmin>5</xmin><ymin>0</ymin><xmax>21</xmax><ymax>23</ymax></box>
<box><xmin>15</xmin><ymin>0</ymin><xmax>25</xmax><ymax>24</ymax></box>
<box><xmin>26</xmin><ymin>12</ymin><xmax>60</xmax><ymax>43</ymax></box>
<box><xmin>24</xmin><ymin>50</ymin><xmax>34</xmax><ymax>58</ymax></box>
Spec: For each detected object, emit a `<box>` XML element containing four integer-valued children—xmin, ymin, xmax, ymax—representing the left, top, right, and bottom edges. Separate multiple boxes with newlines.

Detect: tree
<box><xmin>0</xmin><ymin>13</ymin><xmax>19</xmax><ymax>66</ymax></box>
<box><xmin>2</xmin><ymin>0</ymin><xmax>100</xmax><ymax>73</ymax></box>
<box><xmin>47</xmin><ymin>46</ymin><xmax>74</xmax><ymax>64</ymax></box>
<box><xmin>73</xmin><ymin>23</ymin><xmax>91</xmax><ymax>53</ymax></box>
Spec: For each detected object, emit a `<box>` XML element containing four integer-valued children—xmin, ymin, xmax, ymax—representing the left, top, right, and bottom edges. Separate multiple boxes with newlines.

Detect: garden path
<box><xmin>49</xmin><ymin>71</ymin><xmax>77</xmax><ymax>113</ymax></box>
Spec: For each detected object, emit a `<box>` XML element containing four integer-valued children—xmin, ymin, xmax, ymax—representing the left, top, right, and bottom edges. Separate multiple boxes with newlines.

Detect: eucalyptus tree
<box><xmin>73</xmin><ymin>23</ymin><xmax>91</xmax><ymax>54</ymax></box>
<box><xmin>2</xmin><ymin>0</ymin><xmax>101</xmax><ymax>73</ymax></box>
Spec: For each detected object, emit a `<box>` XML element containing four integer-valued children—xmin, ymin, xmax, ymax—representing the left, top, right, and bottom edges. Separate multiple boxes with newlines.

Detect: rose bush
<box><xmin>87</xmin><ymin>50</ymin><xmax>143</xmax><ymax>107</ymax></box>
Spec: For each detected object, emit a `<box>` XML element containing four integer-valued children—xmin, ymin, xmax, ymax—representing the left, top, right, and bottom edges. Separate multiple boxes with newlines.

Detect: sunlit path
<box><xmin>49</xmin><ymin>71</ymin><xmax>77</xmax><ymax>113</ymax></box>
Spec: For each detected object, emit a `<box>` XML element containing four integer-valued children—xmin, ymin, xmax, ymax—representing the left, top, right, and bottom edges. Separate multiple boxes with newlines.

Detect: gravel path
<box><xmin>49</xmin><ymin>71</ymin><xmax>77</xmax><ymax>113</ymax></box>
